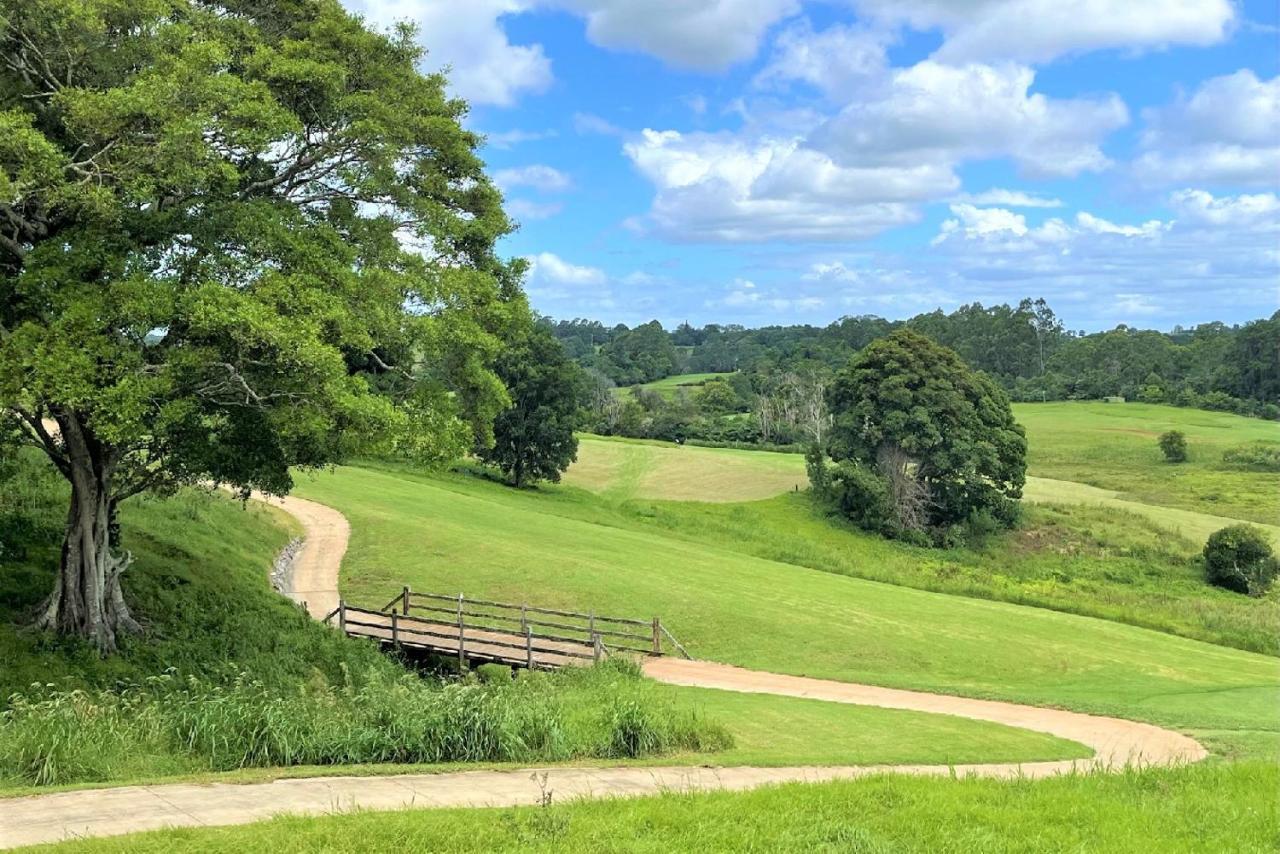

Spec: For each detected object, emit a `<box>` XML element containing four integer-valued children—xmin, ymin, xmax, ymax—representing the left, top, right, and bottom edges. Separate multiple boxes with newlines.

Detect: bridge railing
<box><xmin>377</xmin><ymin>587</ymin><xmax>691</xmax><ymax>660</ymax></box>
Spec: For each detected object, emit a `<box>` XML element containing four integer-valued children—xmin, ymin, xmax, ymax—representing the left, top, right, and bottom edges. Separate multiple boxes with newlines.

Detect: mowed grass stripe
<box><xmin>295</xmin><ymin>465</ymin><xmax>1280</xmax><ymax>732</ymax></box>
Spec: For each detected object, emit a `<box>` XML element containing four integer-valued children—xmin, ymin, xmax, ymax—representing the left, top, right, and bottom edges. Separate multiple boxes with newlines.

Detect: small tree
<box><xmin>1159</xmin><ymin>430</ymin><xmax>1188</xmax><ymax>463</ymax></box>
<box><xmin>1204</xmin><ymin>525</ymin><xmax>1278</xmax><ymax>596</ymax></box>
<box><xmin>695</xmin><ymin>379</ymin><xmax>739</xmax><ymax>415</ymax></box>
<box><xmin>478</xmin><ymin>326</ymin><xmax>580</xmax><ymax>488</ymax></box>
<box><xmin>824</xmin><ymin>329</ymin><xmax>1026</xmax><ymax>543</ymax></box>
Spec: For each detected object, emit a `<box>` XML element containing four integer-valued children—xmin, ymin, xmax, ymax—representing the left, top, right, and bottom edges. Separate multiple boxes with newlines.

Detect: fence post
<box><xmin>525</xmin><ymin>625</ymin><xmax>534</xmax><ymax>669</ymax></box>
<box><xmin>589</xmin><ymin>610</ymin><xmax>595</xmax><ymax>639</ymax></box>
<box><xmin>520</xmin><ymin>604</ymin><xmax>528</xmax><ymax>634</ymax></box>
<box><xmin>593</xmin><ymin>632</ymin><xmax>602</xmax><ymax>663</ymax></box>
<box><xmin>402</xmin><ymin>585</ymin><xmax>410</xmax><ymax>616</ymax></box>
<box><xmin>651</xmin><ymin>617</ymin><xmax>661</xmax><ymax>656</ymax></box>
<box><xmin>457</xmin><ymin>592</ymin><xmax>467</xmax><ymax>670</ymax></box>
<box><xmin>338</xmin><ymin>601</ymin><xmax>346</xmax><ymax>633</ymax></box>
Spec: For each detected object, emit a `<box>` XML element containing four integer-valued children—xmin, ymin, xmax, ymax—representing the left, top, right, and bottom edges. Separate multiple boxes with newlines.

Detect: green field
<box><xmin>0</xmin><ymin>455</ymin><xmax>1079</xmax><ymax>793</ymax></box>
<box><xmin>296</xmin><ymin>463</ymin><xmax>1280</xmax><ymax>737</ymax></box>
<box><xmin>611</xmin><ymin>372</ymin><xmax>737</xmax><ymax>400</ymax></box>
<box><xmin>1013</xmin><ymin>402</ymin><xmax>1279</xmax><ymax>525</ymax></box>
<box><xmin>28</xmin><ymin>761</ymin><xmax>1278</xmax><ymax>854</ymax></box>
<box><xmin>562</xmin><ymin>435</ymin><xmax>806</xmax><ymax>501</ymax></box>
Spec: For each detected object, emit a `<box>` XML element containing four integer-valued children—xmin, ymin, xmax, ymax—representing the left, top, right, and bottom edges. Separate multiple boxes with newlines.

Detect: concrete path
<box><xmin>0</xmin><ymin>488</ymin><xmax>1208</xmax><ymax>850</ymax></box>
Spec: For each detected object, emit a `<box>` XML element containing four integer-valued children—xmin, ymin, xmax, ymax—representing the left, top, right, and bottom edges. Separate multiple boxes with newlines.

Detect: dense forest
<box><xmin>544</xmin><ymin>300</ymin><xmax>1279</xmax><ymax>446</ymax></box>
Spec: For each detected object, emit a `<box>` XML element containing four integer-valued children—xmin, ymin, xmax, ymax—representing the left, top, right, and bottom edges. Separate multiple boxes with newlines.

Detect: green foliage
<box><xmin>477</xmin><ymin>326</ymin><xmax>580</xmax><ymax>488</ymax></box>
<box><xmin>693</xmin><ymin>378</ymin><xmax>740</xmax><ymax>415</ymax></box>
<box><xmin>0</xmin><ymin>0</ymin><xmax>526</xmax><ymax>647</ymax></box>
<box><xmin>1221</xmin><ymin>442</ymin><xmax>1280</xmax><ymax>472</ymax></box>
<box><xmin>1159</xmin><ymin>430</ymin><xmax>1188</xmax><ymax>463</ymax></box>
<box><xmin>824</xmin><ymin>329</ymin><xmax>1026</xmax><ymax>544</ymax></box>
<box><xmin>1204</xmin><ymin>525</ymin><xmax>1278</xmax><ymax>597</ymax></box>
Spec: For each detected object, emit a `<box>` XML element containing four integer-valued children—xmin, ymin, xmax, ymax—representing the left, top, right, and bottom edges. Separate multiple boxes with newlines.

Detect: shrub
<box><xmin>1203</xmin><ymin>525</ymin><xmax>1278</xmax><ymax>596</ymax></box>
<box><xmin>1221</xmin><ymin>442</ymin><xmax>1280</xmax><ymax>472</ymax></box>
<box><xmin>1158</xmin><ymin>430</ymin><xmax>1188</xmax><ymax>463</ymax></box>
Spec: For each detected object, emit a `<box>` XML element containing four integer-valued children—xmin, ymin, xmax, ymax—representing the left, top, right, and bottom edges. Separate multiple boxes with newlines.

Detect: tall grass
<box><xmin>0</xmin><ymin>659</ymin><xmax>731</xmax><ymax>788</ymax></box>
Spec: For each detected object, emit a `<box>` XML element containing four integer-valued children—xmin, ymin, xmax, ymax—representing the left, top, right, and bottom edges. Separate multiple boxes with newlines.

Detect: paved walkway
<box><xmin>0</xmin><ymin>489</ymin><xmax>1207</xmax><ymax>850</ymax></box>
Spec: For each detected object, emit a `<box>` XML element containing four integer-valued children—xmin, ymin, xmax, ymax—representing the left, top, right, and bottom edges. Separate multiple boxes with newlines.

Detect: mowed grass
<box><xmin>1013</xmin><ymin>402</ymin><xmax>1280</xmax><ymax>525</ymax></box>
<box><xmin>562</xmin><ymin>435</ymin><xmax>806</xmax><ymax>501</ymax></box>
<box><xmin>295</xmin><ymin>464</ymin><xmax>1280</xmax><ymax>735</ymax></box>
<box><xmin>610</xmin><ymin>372</ymin><xmax>737</xmax><ymax>400</ymax></box>
<box><xmin>27</xmin><ymin>761</ymin><xmax>1278</xmax><ymax>854</ymax></box>
<box><xmin>654</xmin><ymin>685</ymin><xmax>1088</xmax><ymax>767</ymax></box>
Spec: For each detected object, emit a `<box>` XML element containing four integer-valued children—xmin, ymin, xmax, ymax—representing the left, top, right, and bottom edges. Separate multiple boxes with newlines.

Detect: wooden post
<box><xmin>402</xmin><ymin>585</ymin><xmax>410</xmax><ymax>616</ymax></box>
<box><xmin>525</xmin><ymin>625</ymin><xmax>534</xmax><ymax>669</ymax></box>
<box><xmin>520</xmin><ymin>604</ymin><xmax>528</xmax><ymax>634</ymax></box>
<box><xmin>457</xmin><ymin>592</ymin><xmax>467</xmax><ymax>671</ymax></box>
<box><xmin>593</xmin><ymin>632</ymin><xmax>602</xmax><ymax>663</ymax></box>
<box><xmin>338</xmin><ymin>601</ymin><xmax>346</xmax><ymax>633</ymax></box>
<box><xmin>588</xmin><ymin>610</ymin><xmax>595</xmax><ymax>639</ymax></box>
<box><xmin>458</xmin><ymin>620</ymin><xmax>467</xmax><ymax>671</ymax></box>
<box><xmin>651</xmin><ymin>617</ymin><xmax>661</xmax><ymax>656</ymax></box>
<box><xmin>391</xmin><ymin>609</ymin><xmax>399</xmax><ymax>647</ymax></box>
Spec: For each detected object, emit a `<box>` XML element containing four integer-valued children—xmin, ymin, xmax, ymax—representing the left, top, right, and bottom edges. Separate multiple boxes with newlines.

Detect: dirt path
<box><xmin>0</xmin><ymin>491</ymin><xmax>1207</xmax><ymax>850</ymax></box>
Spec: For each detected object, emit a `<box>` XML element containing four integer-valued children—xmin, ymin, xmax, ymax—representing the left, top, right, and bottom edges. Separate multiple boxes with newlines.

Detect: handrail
<box><xmin>407</xmin><ymin>591</ymin><xmax>650</xmax><ymax>627</ymax></box>
<box><xmin>332</xmin><ymin>589</ymin><xmax>693</xmax><ymax>668</ymax></box>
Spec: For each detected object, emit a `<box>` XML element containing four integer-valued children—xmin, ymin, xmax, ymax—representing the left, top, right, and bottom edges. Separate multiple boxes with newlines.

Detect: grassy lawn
<box><xmin>562</xmin><ymin>435</ymin><xmax>806</xmax><ymax>501</ymax></box>
<box><xmin>25</xmin><ymin>761</ymin><xmax>1277</xmax><ymax>854</ymax></box>
<box><xmin>296</xmin><ymin>464</ymin><xmax>1280</xmax><ymax>736</ymax></box>
<box><xmin>611</xmin><ymin>372</ymin><xmax>737</xmax><ymax>400</ymax></box>
<box><xmin>1</xmin><ymin>454</ymin><xmax>1080</xmax><ymax>792</ymax></box>
<box><xmin>1013</xmin><ymin>402</ymin><xmax>1279</xmax><ymax>525</ymax></box>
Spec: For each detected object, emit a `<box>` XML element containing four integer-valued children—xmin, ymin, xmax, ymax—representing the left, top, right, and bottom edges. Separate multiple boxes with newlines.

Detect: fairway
<box><xmin>611</xmin><ymin>372</ymin><xmax>737</xmax><ymax>400</ymax></box>
<box><xmin>562</xmin><ymin>435</ymin><xmax>806</xmax><ymax>501</ymax></box>
<box><xmin>1013</xmin><ymin>402</ymin><xmax>1279</xmax><ymax>525</ymax></box>
<box><xmin>295</xmin><ymin>464</ymin><xmax>1280</xmax><ymax>734</ymax></box>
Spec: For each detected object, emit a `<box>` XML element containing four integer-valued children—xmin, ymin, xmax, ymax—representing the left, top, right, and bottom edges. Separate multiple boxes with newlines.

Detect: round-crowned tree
<box><xmin>824</xmin><ymin>329</ymin><xmax>1027</xmax><ymax>543</ymax></box>
<box><xmin>477</xmin><ymin>325</ymin><xmax>580</xmax><ymax>488</ymax></box>
<box><xmin>0</xmin><ymin>0</ymin><xmax>524</xmax><ymax>652</ymax></box>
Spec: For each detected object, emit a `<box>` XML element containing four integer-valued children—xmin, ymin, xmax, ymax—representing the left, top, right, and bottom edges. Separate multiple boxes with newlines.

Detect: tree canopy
<box><xmin>477</xmin><ymin>325</ymin><xmax>580</xmax><ymax>488</ymax></box>
<box><xmin>821</xmin><ymin>329</ymin><xmax>1026</xmax><ymax>544</ymax></box>
<box><xmin>0</xmin><ymin>0</ymin><xmax>526</xmax><ymax>651</ymax></box>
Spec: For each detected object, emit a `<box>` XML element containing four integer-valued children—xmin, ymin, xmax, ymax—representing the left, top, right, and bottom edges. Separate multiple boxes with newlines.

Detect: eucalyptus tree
<box><xmin>0</xmin><ymin>0</ymin><xmax>525</xmax><ymax>652</ymax></box>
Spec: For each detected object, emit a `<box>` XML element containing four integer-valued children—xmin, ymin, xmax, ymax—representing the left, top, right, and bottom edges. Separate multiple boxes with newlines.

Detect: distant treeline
<box><xmin>544</xmin><ymin>300</ymin><xmax>1280</xmax><ymax>422</ymax></box>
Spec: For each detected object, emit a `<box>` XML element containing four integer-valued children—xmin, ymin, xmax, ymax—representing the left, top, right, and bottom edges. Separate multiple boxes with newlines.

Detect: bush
<box><xmin>826</xmin><ymin>463</ymin><xmax>896</xmax><ymax>538</ymax></box>
<box><xmin>1158</xmin><ymin>430</ymin><xmax>1188</xmax><ymax>463</ymax></box>
<box><xmin>1203</xmin><ymin>525</ymin><xmax>1278</xmax><ymax>596</ymax></box>
<box><xmin>1221</xmin><ymin>442</ymin><xmax>1280</xmax><ymax>472</ymax></box>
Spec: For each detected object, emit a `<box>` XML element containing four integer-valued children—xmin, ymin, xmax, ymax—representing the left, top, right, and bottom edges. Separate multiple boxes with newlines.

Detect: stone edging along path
<box><xmin>0</xmin><ymin>494</ymin><xmax>1207</xmax><ymax>850</ymax></box>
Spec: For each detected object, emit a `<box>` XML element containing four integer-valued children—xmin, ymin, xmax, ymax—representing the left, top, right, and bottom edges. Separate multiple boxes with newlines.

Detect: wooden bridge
<box><xmin>325</xmin><ymin>588</ymin><xmax>690</xmax><ymax>670</ymax></box>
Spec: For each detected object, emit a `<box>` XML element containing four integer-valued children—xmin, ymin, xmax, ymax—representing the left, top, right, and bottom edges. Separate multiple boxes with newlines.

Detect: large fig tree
<box><xmin>0</xmin><ymin>0</ymin><xmax>525</xmax><ymax>652</ymax></box>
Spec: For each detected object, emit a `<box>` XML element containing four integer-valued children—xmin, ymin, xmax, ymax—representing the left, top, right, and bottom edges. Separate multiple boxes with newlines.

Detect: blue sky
<box><xmin>349</xmin><ymin>1</ymin><xmax>1278</xmax><ymax>331</ymax></box>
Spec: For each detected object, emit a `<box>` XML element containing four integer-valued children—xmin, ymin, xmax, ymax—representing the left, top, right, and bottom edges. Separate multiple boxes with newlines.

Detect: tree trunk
<box><xmin>34</xmin><ymin>417</ymin><xmax>141</xmax><ymax>655</ymax></box>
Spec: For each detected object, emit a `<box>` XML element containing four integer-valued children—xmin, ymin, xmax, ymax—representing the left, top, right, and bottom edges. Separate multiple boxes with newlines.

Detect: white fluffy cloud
<box><xmin>624</xmin><ymin>129</ymin><xmax>944</xmax><ymax>241</ymax></box>
<box><xmin>925</xmin><ymin>191</ymin><xmax>1276</xmax><ymax>325</ymax></box>
<box><xmin>525</xmin><ymin>252</ymin><xmax>607</xmax><ymax>286</ymax></box>
<box><xmin>347</xmin><ymin>0</ymin><xmax>550</xmax><ymax>106</ymax></box>
<box><xmin>854</xmin><ymin>0</ymin><xmax>1236</xmax><ymax>64</ymax></box>
<box><xmin>813</xmin><ymin>62</ymin><xmax>1128</xmax><ymax>177</ymax></box>
<box><xmin>506</xmin><ymin>199</ymin><xmax>564</xmax><ymax>221</ymax></box>
<box><xmin>1134</xmin><ymin>70</ymin><xmax>1280</xmax><ymax>187</ymax></box>
<box><xmin>753</xmin><ymin>20</ymin><xmax>887</xmax><ymax>96</ymax></box>
<box><xmin>553</xmin><ymin>0</ymin><xmax>799</xmax><ymax>70</ymax></box>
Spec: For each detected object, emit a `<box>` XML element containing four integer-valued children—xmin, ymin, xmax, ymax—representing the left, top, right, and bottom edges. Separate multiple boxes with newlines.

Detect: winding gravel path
<box><xmin>0</xmin><ymin>491</ymin><xmax>1206</xmax><ymax>850</ymax></box>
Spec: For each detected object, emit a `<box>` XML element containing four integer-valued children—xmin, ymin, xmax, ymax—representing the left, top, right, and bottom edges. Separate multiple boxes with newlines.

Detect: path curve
<box><xmin>0</xmin><ymin>491</ymin><xmax>1206</xmax><ymax>850</ymax></box>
